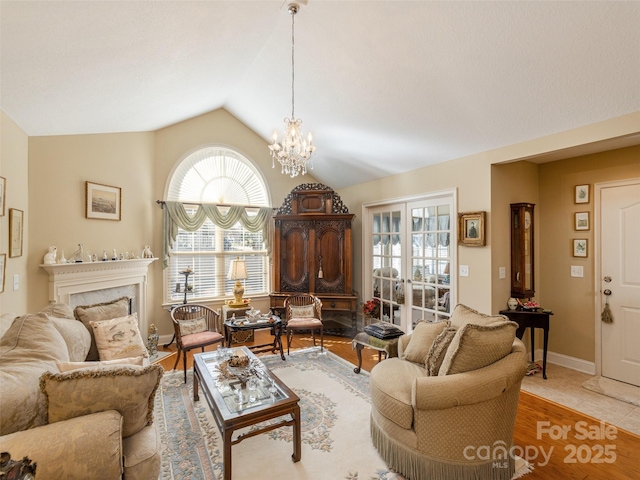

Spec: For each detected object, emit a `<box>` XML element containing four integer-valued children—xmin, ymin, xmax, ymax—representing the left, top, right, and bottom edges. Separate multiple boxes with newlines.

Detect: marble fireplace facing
<box><xmin>40</xmin><ymin>258</ymin><xmax>156</xmax><ymax>336</ymax></box>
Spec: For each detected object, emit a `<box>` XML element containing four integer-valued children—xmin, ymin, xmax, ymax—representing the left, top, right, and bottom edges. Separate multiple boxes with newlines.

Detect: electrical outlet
<box><xmin>571</xmin><ymin>266</ymin><xmax>584</xmax><ymax>278</ymax></box>
<box><xmin>499</xmin><ymin>267</ymin><xmax>506</xmax><ymax>279</ymax></box>
<box><xmin>459</xmin><ymin>265</ymin><xmax>469</xmax><ymax>277</ymax></box>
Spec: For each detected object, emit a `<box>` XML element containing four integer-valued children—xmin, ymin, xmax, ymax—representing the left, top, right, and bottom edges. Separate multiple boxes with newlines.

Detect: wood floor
<box><xmin>157</xmin><ymin>331</ymin><xmax>640</xmax><ymax>480</ymax></box>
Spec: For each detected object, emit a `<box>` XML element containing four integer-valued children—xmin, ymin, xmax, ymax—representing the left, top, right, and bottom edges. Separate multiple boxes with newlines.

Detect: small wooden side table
<box><xmin>351</xmin><ymin>332</ymin><xmax>399</xmax><ymax>374</ymax></box>
<box><xmin>500</xmin><ymin>309</ymin><xmax>553</xmax><ymax>379</ymax></box>
<box><xmin>222</xmin><ymin>304</ymin><xmax>253</xmax><ymax>344</ymax></box>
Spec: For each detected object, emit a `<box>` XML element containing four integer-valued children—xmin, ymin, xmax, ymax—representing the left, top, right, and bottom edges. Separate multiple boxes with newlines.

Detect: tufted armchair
<box><xmin>369</xmin><ymin>304</ymin><xmax>528</xmax><ymax>480</ymax></box>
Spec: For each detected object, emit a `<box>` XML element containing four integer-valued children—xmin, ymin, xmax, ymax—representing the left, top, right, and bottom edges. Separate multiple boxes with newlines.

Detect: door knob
<box><xmin>603</xmin><ymin>289</ymin><xmax>612</xmax><ymax>296</ymax></box>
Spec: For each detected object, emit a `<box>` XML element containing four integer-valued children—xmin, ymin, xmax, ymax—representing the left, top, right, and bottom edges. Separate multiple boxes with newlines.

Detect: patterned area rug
<box><xmin>155</xmin><ymin>348</ymin><xmax>530</xmax><ymax>479</ymax></box>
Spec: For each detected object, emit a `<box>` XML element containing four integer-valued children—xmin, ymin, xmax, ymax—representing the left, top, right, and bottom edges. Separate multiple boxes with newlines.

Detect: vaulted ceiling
<box><xmin>1</xmin><ymin>1</ymin><xmax>639</xmax><ymax>188</ymax></box>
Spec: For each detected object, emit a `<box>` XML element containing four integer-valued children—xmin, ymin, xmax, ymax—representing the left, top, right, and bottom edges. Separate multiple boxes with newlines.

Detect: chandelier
<box><xmin>269</xmin><ymin>2</ymin><xmax>315</xmax><ymax>178</ymax></box>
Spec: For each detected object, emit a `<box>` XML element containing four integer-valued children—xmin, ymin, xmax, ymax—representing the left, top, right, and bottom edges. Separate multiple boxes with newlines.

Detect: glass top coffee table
<box><xmin>193</xmin><ymin>346</ymin><xmax>301</xmax><ymax>480</ymax></box>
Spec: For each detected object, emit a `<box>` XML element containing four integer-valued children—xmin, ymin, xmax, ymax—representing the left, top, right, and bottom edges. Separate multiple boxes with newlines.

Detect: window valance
<box><xmin>162</xmin><ymin>201</ymin><xmax>273</xmax><ymax>268</ymax></box>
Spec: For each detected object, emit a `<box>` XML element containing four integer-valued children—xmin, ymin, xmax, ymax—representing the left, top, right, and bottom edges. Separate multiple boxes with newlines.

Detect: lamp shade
<box><xmin>227</xmin><ymin>257</ymin><xmax>248</xmax><ymax>280</ymax></box>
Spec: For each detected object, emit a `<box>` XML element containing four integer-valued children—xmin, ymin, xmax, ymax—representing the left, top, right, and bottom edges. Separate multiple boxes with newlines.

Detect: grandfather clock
<box><xmin>270</xmin><ymin>183</ymin><xmax>357</xmax><ymax>332</ymax></box>
<box><xmin>510</xmin><ymin>203</ymin><xmax>535</xmax><ymax>298</ymax></box>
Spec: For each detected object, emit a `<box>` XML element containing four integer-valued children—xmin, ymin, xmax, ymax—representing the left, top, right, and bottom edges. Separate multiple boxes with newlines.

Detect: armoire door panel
<box><xmin>280</xmin><ymin>224</ymin><xmax>310</xmax><ymax>291</ymax></box>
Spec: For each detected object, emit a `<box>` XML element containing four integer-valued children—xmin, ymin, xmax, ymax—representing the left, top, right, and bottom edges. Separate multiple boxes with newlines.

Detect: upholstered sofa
<box><xmin>0</xmin><ymin>302</ymin><xmax>163</xmax><ymax>480</ymax></box>
<box><xmin>369</xmin><ymin>304</ymin><xmax>528</xmax><ymax>480</ymax></box>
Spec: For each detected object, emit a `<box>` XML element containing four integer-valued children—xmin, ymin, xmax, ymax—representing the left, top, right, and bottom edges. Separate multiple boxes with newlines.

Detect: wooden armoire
<box><xmin>270</xmin><ymin>183</ymin><xmax>357</xmax><ymax>332</ymax></box>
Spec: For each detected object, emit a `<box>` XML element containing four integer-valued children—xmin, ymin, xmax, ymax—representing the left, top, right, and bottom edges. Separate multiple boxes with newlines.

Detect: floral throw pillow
<box><xmin>178</xmin><ymin>316</ymin><xmax>208</xmax><ymax>336</ymax></box>
<box><xmin>89</xmin><ymin>313</ymin><xmax>149</xmax><ymax>361</ymax></box>
<box><xmin>289</xmin><ymin>305</ymin><xmax>316</xmax><ymax>319</ymax></box>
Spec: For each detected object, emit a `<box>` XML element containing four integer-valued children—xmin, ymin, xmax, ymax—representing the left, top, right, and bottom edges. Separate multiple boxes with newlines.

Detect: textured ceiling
<box><xmin>1</xmin><ymin>1</ymin><xmax>639</xmax><ymax>188</ymax></box>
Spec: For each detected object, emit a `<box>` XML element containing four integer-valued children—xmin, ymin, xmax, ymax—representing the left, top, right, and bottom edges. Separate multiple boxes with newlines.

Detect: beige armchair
<box><xmin>369</xmin><ymin>304</ymin><xmax>528</xmax><ymax>480</ymax></box>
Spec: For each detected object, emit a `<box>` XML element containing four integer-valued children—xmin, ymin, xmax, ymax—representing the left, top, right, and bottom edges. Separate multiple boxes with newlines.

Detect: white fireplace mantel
<box><xmin>40</xmin><ymin>258</ymin><xmax>156</xmax><ymax>335</ymax></box>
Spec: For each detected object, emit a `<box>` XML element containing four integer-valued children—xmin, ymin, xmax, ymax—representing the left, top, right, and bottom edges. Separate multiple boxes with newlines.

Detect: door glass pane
<box><xmin>409</xmin><ymin>198</ymin><xmax>453</xmax><ymax>328</ymax></box>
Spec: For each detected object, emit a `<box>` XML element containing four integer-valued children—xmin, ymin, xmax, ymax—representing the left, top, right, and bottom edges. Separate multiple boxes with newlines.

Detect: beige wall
<box><xmin>151</xmin><ymin>108</ymin><xmax>314</xmax><ymax>336</ymax></box>
<box><xmin>28</xmin><ymin>132</ymin><xmax>157</xmax><ymax>313</ymax></box>
<box><xmin>0</xmin><ymin>112</ymin><xmax>29</xmax><ymax>314</ymax></box>
<box><xmin>490</xmin><ymin>161</ymin><xmax>539</xmax><ymax>311</ymax></box>
<box><xmin>339</xmin><ymin>154</ymin><xmax>494</xmax><ymax>314</ymax></box>
<box><xmin>538</xmin><ymin>146</ymin><xmax>640</xmax><ymax>362</ymax></box>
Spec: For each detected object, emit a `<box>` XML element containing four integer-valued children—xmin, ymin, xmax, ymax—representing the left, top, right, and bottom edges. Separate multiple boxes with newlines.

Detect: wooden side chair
<box><xmin>171</xmin><ymin>304</ymin><xmax>224</xmax><ymax>382</ymax></box>
<box><xmin>284</xmin><ymin>294</ymin><xmax>324</xmax><ymax>355</ymax></box>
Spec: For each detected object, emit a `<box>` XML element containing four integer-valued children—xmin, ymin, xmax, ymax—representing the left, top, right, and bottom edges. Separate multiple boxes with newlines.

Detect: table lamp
<box><xmin>227</xmin><ymin>257</ymin><xmax>249</xmax><ymax>307</ymax></box>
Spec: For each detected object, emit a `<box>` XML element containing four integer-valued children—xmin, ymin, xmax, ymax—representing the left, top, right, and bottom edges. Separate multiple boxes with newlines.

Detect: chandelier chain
<box><xmin>269</xmin><ymin>2</ymin><xmax>316</xmax><ymax>178</ymax></box>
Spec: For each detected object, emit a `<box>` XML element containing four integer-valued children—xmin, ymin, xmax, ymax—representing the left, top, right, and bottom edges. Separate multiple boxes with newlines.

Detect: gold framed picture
<box><xmin>573</xmin><ymin>239</ymin><xmax>588</xmax><ymax>257</ymax></box>
<box><xmin>0</xmin><ymin>176</ymin><xmax>5</xmax><ymax>216</ymax></box>
<box><xmin>575</xmin><ymin>212</ymin><xmax>589</xmax><ymax>231</ymax></box>
<box><xmin>86</xmin><ymin>181</ymin><xmax>121</xmax><ymax>221</ymax></box>
<box><xmin>9</xmin><ymin>208</ymin><xmax>23</xmax><ymax>258</ymax></box>
<box><xmin>458</xmin><ymin>211</ymin><xmax>486</xmax><ymax>246</ymax></box>
<box><xmin>575</xmin><ymin>184</ymin><xmax>589</xmax><ymax>204</ymax></box>
<box><xmin>0</xmin><ymin>253</ymin><xmax>5</xmax><ymax>293</ymax></box>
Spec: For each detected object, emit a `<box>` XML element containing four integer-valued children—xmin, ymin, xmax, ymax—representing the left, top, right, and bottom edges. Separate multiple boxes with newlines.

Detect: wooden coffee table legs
<box><xmin>292</xmin><ymin>403</ymin><xmax>301</xmax><ymax>462</ymax></box>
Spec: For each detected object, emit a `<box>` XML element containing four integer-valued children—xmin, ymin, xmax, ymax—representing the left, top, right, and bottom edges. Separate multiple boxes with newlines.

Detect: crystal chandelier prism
<box><xmin>269</xmin><ymin>3</ymin><xmax>315</xmax><ymax>178</ymax></box>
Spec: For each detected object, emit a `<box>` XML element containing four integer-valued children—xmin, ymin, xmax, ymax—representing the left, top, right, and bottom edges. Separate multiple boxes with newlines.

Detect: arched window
<box><xmin>164</xmin><ymin>147</ymin><xmax>270</xmax><ymax>304</ymax></box>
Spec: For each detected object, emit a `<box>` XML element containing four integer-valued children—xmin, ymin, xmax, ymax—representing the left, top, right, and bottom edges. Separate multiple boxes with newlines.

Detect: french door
<box><xmin>365</xmin><ymin>193</ymin><xmax>455</xmax><ymax>332</ymax></box>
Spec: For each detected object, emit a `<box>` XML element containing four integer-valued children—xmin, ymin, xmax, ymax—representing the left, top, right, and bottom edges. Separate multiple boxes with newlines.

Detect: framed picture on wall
<box><xmin>575</xmin><ymin>212</ymin><xmax>589</xmax><ymax>231</ymax></box>
<box><xmin>0</xmin><ymin>176</ymin><xmax>5</xmax><ymax>216</ymax></box>
<box><xmin>573</xmin><ymin>239</ymin><xmax>588</xmax><ymax>257</ymax></box>
<box><xmin>9</xmin><ymin>208</ymin><xmax>23</xmax><ymax>258</ymax></box>
<box><xmin>0</xmin><ymin>253</ymin><xmax>5</xmax><ymax>293</ymax></box>
<box><xmin>458</xmin><ymin>211</ymin><xmax>486</xmax><ymax>246</ymax></box>
<box><xmin>86</xmin><ymin>181</ymin><xmax>121</xmax><ymax>221</ymax></box>
<box><xmin>575</xmin><ymin>184</ymin><xmax>589</xmax><ymax>204</ymax></box>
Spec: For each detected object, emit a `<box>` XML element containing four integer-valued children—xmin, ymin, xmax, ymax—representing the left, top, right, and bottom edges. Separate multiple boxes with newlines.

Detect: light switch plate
<box><xmin>13</xmin><ymin>274</ymin><xmax>19</xmax><ymax>291</ymax></box>
<box><xmin>499</xmin><ymin>267</ymin><xmax>506</xmax><ymax>279</ymax></box>
<box><xmin>460</xmin><ymin>265</ymin><xmax>469</xmax><ymax>277</ymax></box>
<box><xmin>571</xmin><ymin>266</ymin><xmax>584</xmax><ymax>278</ymax></box>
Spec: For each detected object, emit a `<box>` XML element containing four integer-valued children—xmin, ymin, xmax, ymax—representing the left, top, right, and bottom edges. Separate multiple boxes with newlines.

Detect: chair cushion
<box><xmin>438</xmin><ymin>320</ymin><xmax>518</xmax><ymax>376</ymax></box>
<box><xmin>425</xmin><ymin>326</ymin><xmax>457</xmax><ymax>376</ymax></box>
<box><xmin>449</xmin><ymin>303</ymin><xmax>507</xmax><ymax>328</ymax></box>
<box><xmin>57</xmin><ymin>356</ymin><xmax>146</xmax><ymax>372</ymax></box>
<box><xmin>40</xmin><ymin>363</ymin><xmax>163</xmax><ymax>438</ymax></box>
<box><xmin>287</xmin><ymin>318</ymin><xmax>322</xmax><ymax>329</ymax></box>
<box><xmin>370</xmin><ymin>357</ymin><xmax>427</xmax><ymax>429</ymax></box>
<box><xmin>90</xmin><ymin>313</ymin><xmax>149</xmax><ymax>361</ymax></box>
<box><xmin>181</xmin><ymin>331</ymin><xmax>224</xmax><ymax>349</ymax></box>
<box><xmin>46</xmin><ymin>314</ymin><xmax>92</xmax><ymax>362</ymax></box>
<box><xmin>74</xmin><ymin>297</ymin><xmax>130</xmax><ymax>361</ymax></box>
<box><xmin>289</xmin><ymin>304</ymin><xmax>316</xmax><ymax>318</ymax></box>
<box><xmin>178</xmin><ymin>316</ymin><xmax>207</xmax><ymax>336</ymax></box>
<box><xmin>401</xmin><ymin>321</ymin><xmax>449</xmax><ymax>365</ymax></box>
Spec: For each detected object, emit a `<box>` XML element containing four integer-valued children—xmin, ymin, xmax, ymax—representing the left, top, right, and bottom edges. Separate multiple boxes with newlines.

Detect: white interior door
<box><xmin>600</xmin><ymin>180</ymin><xmax>640</xmax><ymax>386</ymax></box>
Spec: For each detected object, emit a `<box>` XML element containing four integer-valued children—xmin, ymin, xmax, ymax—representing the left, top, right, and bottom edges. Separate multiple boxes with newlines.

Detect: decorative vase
<box><xmin>147</xmin><ymin>324</ymin><xmax>159</xmax><ymax>357</ymax></box>
<box><xmin>507</xmin><ymin>297</ymin><xmax>518</xmax><ymax>311</ymax></box>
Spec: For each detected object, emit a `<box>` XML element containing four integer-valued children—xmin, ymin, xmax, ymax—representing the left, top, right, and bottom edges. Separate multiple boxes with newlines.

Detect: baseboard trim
<box><xmin>533</xmin><ymin>348</ymin><xmax>596</xmax><ymax>375</ymax></box>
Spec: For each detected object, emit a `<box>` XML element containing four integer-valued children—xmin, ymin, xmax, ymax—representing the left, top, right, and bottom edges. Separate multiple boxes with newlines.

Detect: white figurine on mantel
<box><xmin>92</xmin><ymin>253</ymin><xmax>98</xmax><ymax>262</ymax></box>
<box><xmin>87</xmin><ymin>253</ymin><xmax>92</xmax><ymax>262</ymax></box>
<box><xmin>58</xmin><ymin>250</ymin><xmax>67</xmax><ymax>264</ymax></box>
<box><xmin>102</xmin><ymin>250</ymin><xmax>108</xmax><ymax>261</ymax></box>
<box><xmin>43</xmin><ymin>246</ymin><xmax>57</xmax><ymax>265</ymax></box>
<box><xmin>69</xmin><ymin>244</ymin><xmax>84</xmax><ymax>263</ymax></box>
<box><xmin>112</xmin><ymin>249</ymin><xmax>117</xmax><ymax>261</ymax></box>
<box><xmin>142</xmin><ymin>245</ymin><xmax>154</xmax><ymax>258</ymax></box>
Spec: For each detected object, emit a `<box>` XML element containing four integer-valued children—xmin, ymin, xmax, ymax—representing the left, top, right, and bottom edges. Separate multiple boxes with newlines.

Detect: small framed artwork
<box><xmin>575</xmin><ymin>184</ymin><xmax>589</xmax><ymax>204</ymax></box>
<box><xmin>0</xmin><ymin>176</ymin><xmax>5</xmax><ymax>216</ymax></box>
<box><xmin>575</xmin><ymin>212</ymin><xmax>589</xmax><ymax>231</ymax></box>
<box><xmin>9</xmin><ymin>208</ymin><xmax>23</xmax><ymax>258</ymax></box>
<box><xmin>458</xmin><ymin>211</ymin><xmax>486</xmax><ymax>246</ymax></box>
<box><xmin>0</xmin><ymin>253</ymin><xmax>5</xmax><ymax>293</ymax></box>
<box><xmin>573</xmin><ymin>239</ymin><xmax>588</xmax><ymax>257</ymax></box>
<box><xmin>86</xmin><ymin>181</ymin><xmax>121</xmax><ymax>221</ymax></box>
